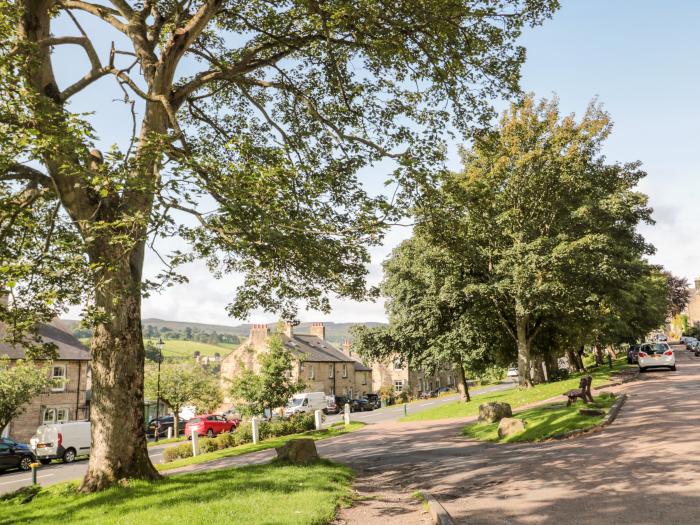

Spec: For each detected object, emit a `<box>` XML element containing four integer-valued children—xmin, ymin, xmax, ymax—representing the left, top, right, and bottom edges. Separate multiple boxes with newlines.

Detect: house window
<box><xmin>394</xmin><ymin>380</ymin><xmax>404</xmax><ymax>393</ymax></box>
<box><xmin>362</xmin><ymin>372</ymin><xmax>367</xmax><ymax>385</ymax></box>
<box><xmin>393</xmin><ymin>358</ymin><xmax>402</xmax><ymax>370</ymax></box>
<box><xmin>300</xmin><ymin>361</ymin><xmax>305</xmax><ymax>371</ymax></box>
<box><xmin>51</xmin><ymin>365</ymin><xmax>66</xmax><ymax>392</ymax></box>
<box><xmin>309</xmin><ymin>365</ymin><xmax>315</xmax><ymax>380</ymax></box>
<box><xmin>342</xmin><ymin>364</ymin><xmax>348</xmax><ymax>378</ymax></box>
<box><xmin>42</xmin><ymin>408</ymin><xmax>69</xmax><ymax>424</ymax></box>
<box><xmin>328</xmin><ymin>365</ymin><xmax>334</xmax><ymax>378</ymax></box>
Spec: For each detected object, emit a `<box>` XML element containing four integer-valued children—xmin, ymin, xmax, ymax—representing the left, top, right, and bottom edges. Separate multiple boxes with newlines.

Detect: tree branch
<box><xmin>59</xmin><ymin>0</ymin><xmax>128</xmax><ymax>33</ymax></box>
<box><xmin>39</xmin><ymin>36</ymin><xmax>101</xmax><ymax>71</ymax></box>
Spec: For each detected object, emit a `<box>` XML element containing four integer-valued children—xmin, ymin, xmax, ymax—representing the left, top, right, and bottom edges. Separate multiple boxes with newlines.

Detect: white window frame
<box><xmin>393</xmin><ymin>358</ymin><xmax>402</xmax><ymax>370</ymax></box>
<box><xmin>394</xmin><ymin>380</ymin><xmax>404</xmax><ymax>393</ymax></box>
<box><xmin>342</xmin><ymin>364</ymin><xmax>348</xmax><ymax>378</ymax></box>
<box><xmin>43</xmin><ymin>408</ymin><xmax>69</xmax><ymax>424</ymax></box>
<box><xmin>299</xmin><ymin>361</ymin><xmax>305</xmax><ymax>371</ymax></box>
<box><xmin>56</xmin><ymin>408</ymin><xmax>69</xmax><ymax>423</ymax></box>
<box><xmin>42</xmin><ymin>408</ymin><xmax>56</xmax><ymax>424</ymax></box>
<box><xmin>309</xmin><ymin>365</ymin><xmax>315</xmax><ymax>380</ymax></box>
<box><xmin>51</xmin><ymin>365</ymin><xmax>66</xmax><ymax>392</ymax></box>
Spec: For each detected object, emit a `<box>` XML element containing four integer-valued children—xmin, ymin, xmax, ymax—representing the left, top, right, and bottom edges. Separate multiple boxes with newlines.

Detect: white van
<box><xmin>284</xmin><ymin>392</ymin><xmax>327</xmax><ymax>417</ymax></box>
<box><xmin>30</xmin><ymin>421</ymin><xmax>91</xmax><ymax>464</ymax></box>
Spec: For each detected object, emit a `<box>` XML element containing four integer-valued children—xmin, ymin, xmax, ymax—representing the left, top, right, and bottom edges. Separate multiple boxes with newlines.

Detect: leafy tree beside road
<box><xmin>1</xmin><ymin>0</ymin><xmax>559</xmax><ymax>490</ymax></box>
<box><xmin>144</xmin><ymin>363</ymin><xmax>223</xmax><ymax>437</ymax></box>
<box><xmin>0</xmin><ymin>358</ymin><xmax>53</xmax><ymax>434</ymax></box>
<box><xmin>229</xmin><ymin>335</ymin><xmax>304</xmax><ymax>418</ymax></box>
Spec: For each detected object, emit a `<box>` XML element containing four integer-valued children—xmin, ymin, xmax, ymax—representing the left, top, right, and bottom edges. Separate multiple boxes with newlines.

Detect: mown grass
<box><xmin>462</xmin><ymin>394</ymin><xmax>617</xmax><ymax>443</ymax></box>
<box><xmin>147</xmin><ymin>436</ymin><xmax>187</xmax><ymax>447</ymax></box>
<box><xmin>0</xmin><ymin>460</ymin><xmax>353</xmax><ymax>525</ymax></box>
<box><xmin>143</xmin><ymin>338</ymin><xmax>231</xmax><ymax>358</ymax></box>
<box><xmin>158</xmin><ymin>422</ymin><xmax>366</xmax><ymax>471</ymax></box>
<box><xmin>401</xmin><ymin>357</ymin><xmax>631</xmax><ymax>422</ymax></box>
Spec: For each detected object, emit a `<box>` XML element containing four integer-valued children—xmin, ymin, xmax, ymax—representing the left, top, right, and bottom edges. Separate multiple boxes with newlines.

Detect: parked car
<box><xmin>627</xmin><ymin>344</ymin><xmax>640</xmax><ymax>364</ymax></box>
<box><xmin>350</xmin><ymin>398</ymin><xmax>373</xmax><ymax>412</ymax></box>
<box><xmin>185</xmin><ymin>414</ymin><xmax>239</xmax><ymax>438</ymax></box>
<box><xmin>507</xmin><ymin>365</ymin><xmax>518</xmax><ymax>381</ymax></box>
<box><xmin>365</xmin><ymin>393</ymin><xmax>381</xmax><ymax>410</ymax></box>
<box><xmin>284</xmin><ymin>392</ymin><xmax>327</xmax><ymax>417</ymax></box>
<box><xmin>30</xmin><ymin>421</ymin><xmax>90</xmax><ymax>464</ymax></box>
<box><xmin>323</xmin><ymin>396</ymin><xmax>338</xmax><ymax>415</ymax></box>
<box><xmin>685</xmin><ymin>338</ymin><xmax>698</xmax><ymax>350</ymax></box>
<box><xmin>432</xmin><ymin>386</ymin><xmax>452</xmax><ymax>397</ymax></box>
<box><xmin>146</xmin><ymin>415</ymin><xmax>188</xmax><ymax>438</ymax></box>
<box><xmin>638</xmin><ymin>342</ymin><xmax>675</xmax><ymax>372</ymax></box>
<box><xmin>0</xmin><ymin>438</ymin><xmax>36</xmax><ymax>473</ymax></box>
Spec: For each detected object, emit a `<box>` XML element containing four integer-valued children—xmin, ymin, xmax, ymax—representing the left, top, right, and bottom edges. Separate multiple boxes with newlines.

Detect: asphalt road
<box><xmin>0</xmin><ymin>381</ymin><xmax>513</xmax><ymax>494</ymax></box>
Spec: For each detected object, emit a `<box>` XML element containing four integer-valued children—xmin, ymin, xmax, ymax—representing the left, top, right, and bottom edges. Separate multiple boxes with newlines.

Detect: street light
<box><xmin>154</xmin><ymin>337</ymin><xmax>164</xmax><ymax>442</ymax></box>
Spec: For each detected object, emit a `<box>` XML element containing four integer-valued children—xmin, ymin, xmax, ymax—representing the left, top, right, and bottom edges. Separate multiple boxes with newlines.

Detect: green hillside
<box><xmin>144</xmin><ymin>339</ymin><xmax>232</xmax><ymax>358</ymax></box>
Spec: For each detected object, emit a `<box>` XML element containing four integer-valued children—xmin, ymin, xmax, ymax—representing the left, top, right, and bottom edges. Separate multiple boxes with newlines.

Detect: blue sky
<box><xmin>66</xmin><ymin>1</ymin><xmax>700</xmax><ymax>324</ymax></box>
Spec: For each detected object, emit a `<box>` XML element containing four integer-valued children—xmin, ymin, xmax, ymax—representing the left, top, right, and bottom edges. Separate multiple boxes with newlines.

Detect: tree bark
<box><xmin>455</xmin><ymin>357</ymin><xmax>470</xmax><ymax>402</ymax></box>
<box><xmin>516</xmin><ymin>316</ymin><xmax>533</xmax><ymax>387</ymax></box>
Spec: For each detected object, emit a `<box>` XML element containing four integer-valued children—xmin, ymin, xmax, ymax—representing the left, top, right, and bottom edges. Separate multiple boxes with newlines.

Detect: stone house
<box><xmin>0</xmin><ymin>319</ymin><xmax>91</xmax><ymax>442</ymax></box>
<box><xmin>220</xmin><ymin>323</ymin><xmax>373</xmax><ymax>409</ymax></box>
<box><xmin>369</xmin><ymin>355</ymin><xmax>458</xmax><ymax>398</ymax></box>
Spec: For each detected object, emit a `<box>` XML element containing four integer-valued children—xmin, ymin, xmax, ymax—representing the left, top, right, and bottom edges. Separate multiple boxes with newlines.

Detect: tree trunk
<box><xmin>516</xmin><ymin>316</ymin><xmax>533</xmax><ymax>387</ymax></box>
<box><xmin>80</xmin><ymin>245</ymin><xmax>160</xmax><ymax>492</ymax></box>
<box><xmin>531</xmin><ymin>356</ymin><xmax>545</xmax><ymax>384</ymax></box>
<box><xmin>173</xmin><ymin>410</ymin><xmax>179</xmax><ymax>439</ymax></box>
<box><xmin>565</xmin><ymin>348</ymin><xmax>583</xmax><ymax>372</ymax></box>
<box><xmin>455</xmin><ymin>357</ymin><xmax>470</xmax><ymax>402</ymax></box>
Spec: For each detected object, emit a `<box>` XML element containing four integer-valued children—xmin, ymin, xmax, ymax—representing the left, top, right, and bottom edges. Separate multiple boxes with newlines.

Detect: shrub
<box><xmin>163</xmin><ymin>442</ymin><xmax>193</xmax><ymax>462</ymax></box>
<box><xmin>199</xmin><ymin>437</ymin><xmax>219</xmax><ymax>454</ymax></box>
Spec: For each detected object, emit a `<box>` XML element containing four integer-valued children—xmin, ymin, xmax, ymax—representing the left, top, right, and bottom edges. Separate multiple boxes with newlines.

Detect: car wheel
<box><xmin>671</xmin><ymin>365</ymin><xmax>677</xmax><ymax>371</ymax></box>
<box><xmin>63</xmin><ymin>448</ymin><xmax>76</xmax><ymax>463</ymax></box>
<box><xmin>639</xmin><ymin>367</ymin><xmax>646</xmax><ymax>373</ymax></box>
<box><xmin>39</xmin><ymin>458</ymin><xmax>51</xmax><ymax>465</ymax></box>
<box><xmin>19</xmin><ymin>456</ymin><xmax>33</xmax><ymax>471</ymax></box>
<box><xmin>206</xmin><ymin>429</ymin><xmax>215</xmax><ymax>438</ymax></box>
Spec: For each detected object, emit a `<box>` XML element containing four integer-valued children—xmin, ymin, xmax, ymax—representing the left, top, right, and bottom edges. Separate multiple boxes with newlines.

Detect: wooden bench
<box><xmin>563</xmin><ymin>375</ymin><xmax>594</xmax><ymax>406</ymax></box>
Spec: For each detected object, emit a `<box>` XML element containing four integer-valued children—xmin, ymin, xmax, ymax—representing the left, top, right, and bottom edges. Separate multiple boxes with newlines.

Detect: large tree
<box><xmin>418</xmin><ymin>96</ymin><xmax>654</xmax><ymax>386</ymax></box>
<box><xmin>0</xmin><ymin>0</ymin><xmax>558</xmax><ymax>490</ymax></box>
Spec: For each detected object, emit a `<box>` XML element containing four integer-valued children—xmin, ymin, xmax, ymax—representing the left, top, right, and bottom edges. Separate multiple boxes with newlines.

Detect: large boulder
<box><xmin>478</xmin><ymin>402</ymin><xmax>513</xmax><ymax>423</ymax></box>
<box><xmin>497</xmin><ymin>417</ymin><xmax>525</xmax><ymax>438</ymax></box>
<box><xmin>275</xmin><ymin>438</ymin><xmax>319</xmax><ymax>464</ymax></box>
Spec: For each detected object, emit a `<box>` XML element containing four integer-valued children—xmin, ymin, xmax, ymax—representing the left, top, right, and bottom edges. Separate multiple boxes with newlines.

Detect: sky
<box><xmin>64</xmin><ymin>1</ymin><xmax>700</xmax><ymax>325</ymax></box>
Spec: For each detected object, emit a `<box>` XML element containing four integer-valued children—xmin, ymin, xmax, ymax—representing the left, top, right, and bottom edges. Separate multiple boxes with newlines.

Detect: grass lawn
<box><xmin>462</xmin><ymin>394</ymin><xmax>618</xmax><ymax>443</ymax></box>
<box><xmin>401</xmin><ymin>357</ymin><xmax>632</xmax><ymax>422</ymax></box>
<box><xmin>0</xmin><ymin>460</ymin><xmax>353</xmax><ymax>525</ymax></box>
<box><xmin>144</xmin><ymin>338</ymin><xmax>231</xmax><ymax>358</ymax></box>
<box><xmin>158</xmin><ymin>422</ymin><xmax>366</xmax><ymax>471</ymax></box>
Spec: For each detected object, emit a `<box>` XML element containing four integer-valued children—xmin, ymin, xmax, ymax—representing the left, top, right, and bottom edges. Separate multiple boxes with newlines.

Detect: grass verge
<box><xmin>147</xmin><ymin>437</ymin><xmax>187</xmax><ymax>447</ymax></box>
<box><xmin>0</xmin><ymin>460</ymin><xmax>353</xmax><ymax>525</ymax></box>
<box><xmin>462</xmin><ymin>394</ymin><xmax>617</xmax><ymax>443</ymax></box>
<box><xmin>401</xmin><ymin>358</ymin><xmax>632</xmax><ymax>422</ymax></box>
<box><xmin>158</xmin><ymin>422</ymin><xmax>366</xmax><ymax>471</ymax></box>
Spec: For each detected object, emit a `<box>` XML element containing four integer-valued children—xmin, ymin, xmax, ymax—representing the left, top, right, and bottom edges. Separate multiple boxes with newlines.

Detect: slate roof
<box><xmin>0</xmin><ymin>319</ymin><xmax>91</xmax><ymax>361</ymax></box>
<box><xmin>280</xmin><ymin>333</ymin><xmax>373</xmax><ymax>371</ymax></box>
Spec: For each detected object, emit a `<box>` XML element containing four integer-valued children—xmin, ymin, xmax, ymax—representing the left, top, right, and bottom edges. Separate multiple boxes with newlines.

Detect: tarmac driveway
<box><xmin>326</xmin><ymin>345</ymin><xmax>700</xmax><ymax>524</ymax></box>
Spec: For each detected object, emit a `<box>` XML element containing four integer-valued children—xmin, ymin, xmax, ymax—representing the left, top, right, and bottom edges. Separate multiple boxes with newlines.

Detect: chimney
<box><xmin>283</xmin><ymin>321</ymin><xmax>294</xmax><ymax>338</ymax></box>
<box><xmin>309</xmin><ymin>322</ymin><xmax>325</xmax><ymax>341</ymax></box>
<box><xmin>249</xmin><ymin>324</ymin><xmax>269</xmax><ymax>348</ymax></box>
<box><xmin>342</xmin><ymin>339</ymin><xmax>352</xmax><ymax>357</ymax></box>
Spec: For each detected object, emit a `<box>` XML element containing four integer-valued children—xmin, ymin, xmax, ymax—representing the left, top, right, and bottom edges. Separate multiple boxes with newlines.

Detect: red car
<box><xmin>185</xmin><ymin>414</ymin><xmax>240</xmax><ymax>438</ymax></box>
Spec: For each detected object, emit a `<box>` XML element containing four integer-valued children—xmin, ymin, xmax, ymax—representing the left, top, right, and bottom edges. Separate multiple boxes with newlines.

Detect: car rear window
<box><xmin>643</xmin><ymin>344</ymin><xmax>670</xmax><ymax>354</ymax></box>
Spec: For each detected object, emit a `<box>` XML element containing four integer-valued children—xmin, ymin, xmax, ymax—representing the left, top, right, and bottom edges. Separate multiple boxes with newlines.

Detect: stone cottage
<box><xmin>220</xmin><ymin>323</ymin><xmax>372</xmax><ymax>409</ymax></box>
<box><xmin>0</xmin><ymin>319</ymin><xmax>91</xmax><ymax>442</ymax></box>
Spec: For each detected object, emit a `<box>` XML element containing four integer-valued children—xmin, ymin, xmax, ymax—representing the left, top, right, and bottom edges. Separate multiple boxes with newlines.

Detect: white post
<box><xmin>252</xmin><ymin>416</ymin><xmax>259</xmax><ymax>444</ymax></box>
<box><xmin>314</xmin><ymin>409</ymin><xmax>322</xmax><ymax>430</ymax></box>
<box><xmin>191</xmin><ymin>428</ymin><xmax>199</xmax><ymax>456</ymax></box>
<box><xmin>167</xmin><ymin>426</ymin><xmax>173</xmax><ymax>440</ymax></box>
<box><xmin>344</xmin><ymin>403</ymin><xmax>350</xmax><ymax>426</ymax></box>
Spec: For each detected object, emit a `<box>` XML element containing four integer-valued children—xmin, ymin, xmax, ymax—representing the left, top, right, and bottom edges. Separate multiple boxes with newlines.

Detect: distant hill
<box><xmin>61</xmin><ymin>318</ymin><xmax>386</xmax><ymax>345</ymax></box>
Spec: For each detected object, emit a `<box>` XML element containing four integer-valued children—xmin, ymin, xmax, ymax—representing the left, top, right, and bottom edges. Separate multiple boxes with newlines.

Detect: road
<box><xmin>0</xmin><ymin>381</ymin><xmax>514</xmax><ymax>494</ymax></box>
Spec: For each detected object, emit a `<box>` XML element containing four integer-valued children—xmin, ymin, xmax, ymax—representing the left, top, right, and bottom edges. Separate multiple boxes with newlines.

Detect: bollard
<box><xmin>191</xmin><ymin>427</ymin><xmax>199</xmax><ymax>456</ymax></box>
<box><xmin>252</xmin><ymin>416</ymin><xmax>260</xmax><ymax>444</ymax></box>
<box><xmin>404</xmin><ymin>403</ymin><xmax>407</xmax><ymax>416</ymax></box>
<box><xmin>30</xmin><ymin>463</ymin><xmax>40</xmax><ymax>485</ymax></box>
<box><xmin>167</xmin><ymin>426</ymin><xmax>173</xmax><ymax>440</ymax></box>
<box><xmin>314</xmin><ymin>409</ymin><xmax>322</xmax><ymax>431</ymax></box>
<box><xmin>344</xmin><ymin>403</ymin><xmax>350</xmax><ymax>426</ymax></box>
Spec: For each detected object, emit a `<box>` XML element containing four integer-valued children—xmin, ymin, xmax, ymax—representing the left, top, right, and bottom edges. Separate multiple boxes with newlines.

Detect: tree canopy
<box><xmin>0</xmin><ymin>357</ymin><xmax>53</xmax><ymax>433</ymax></box>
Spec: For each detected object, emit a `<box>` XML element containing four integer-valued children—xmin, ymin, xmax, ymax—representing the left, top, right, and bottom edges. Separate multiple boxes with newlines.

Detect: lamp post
<box><xmin>154</xmin><ymin>337</ymin><xmax>164</xmax><ymax>442</ymax></box>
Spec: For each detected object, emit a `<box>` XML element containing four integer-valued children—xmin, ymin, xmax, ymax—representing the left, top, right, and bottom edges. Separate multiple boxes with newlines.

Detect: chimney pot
<box><xmin>309</xmin><ymin>322</ymin><xmax>325</xmax><ymax>341</ymax></box>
